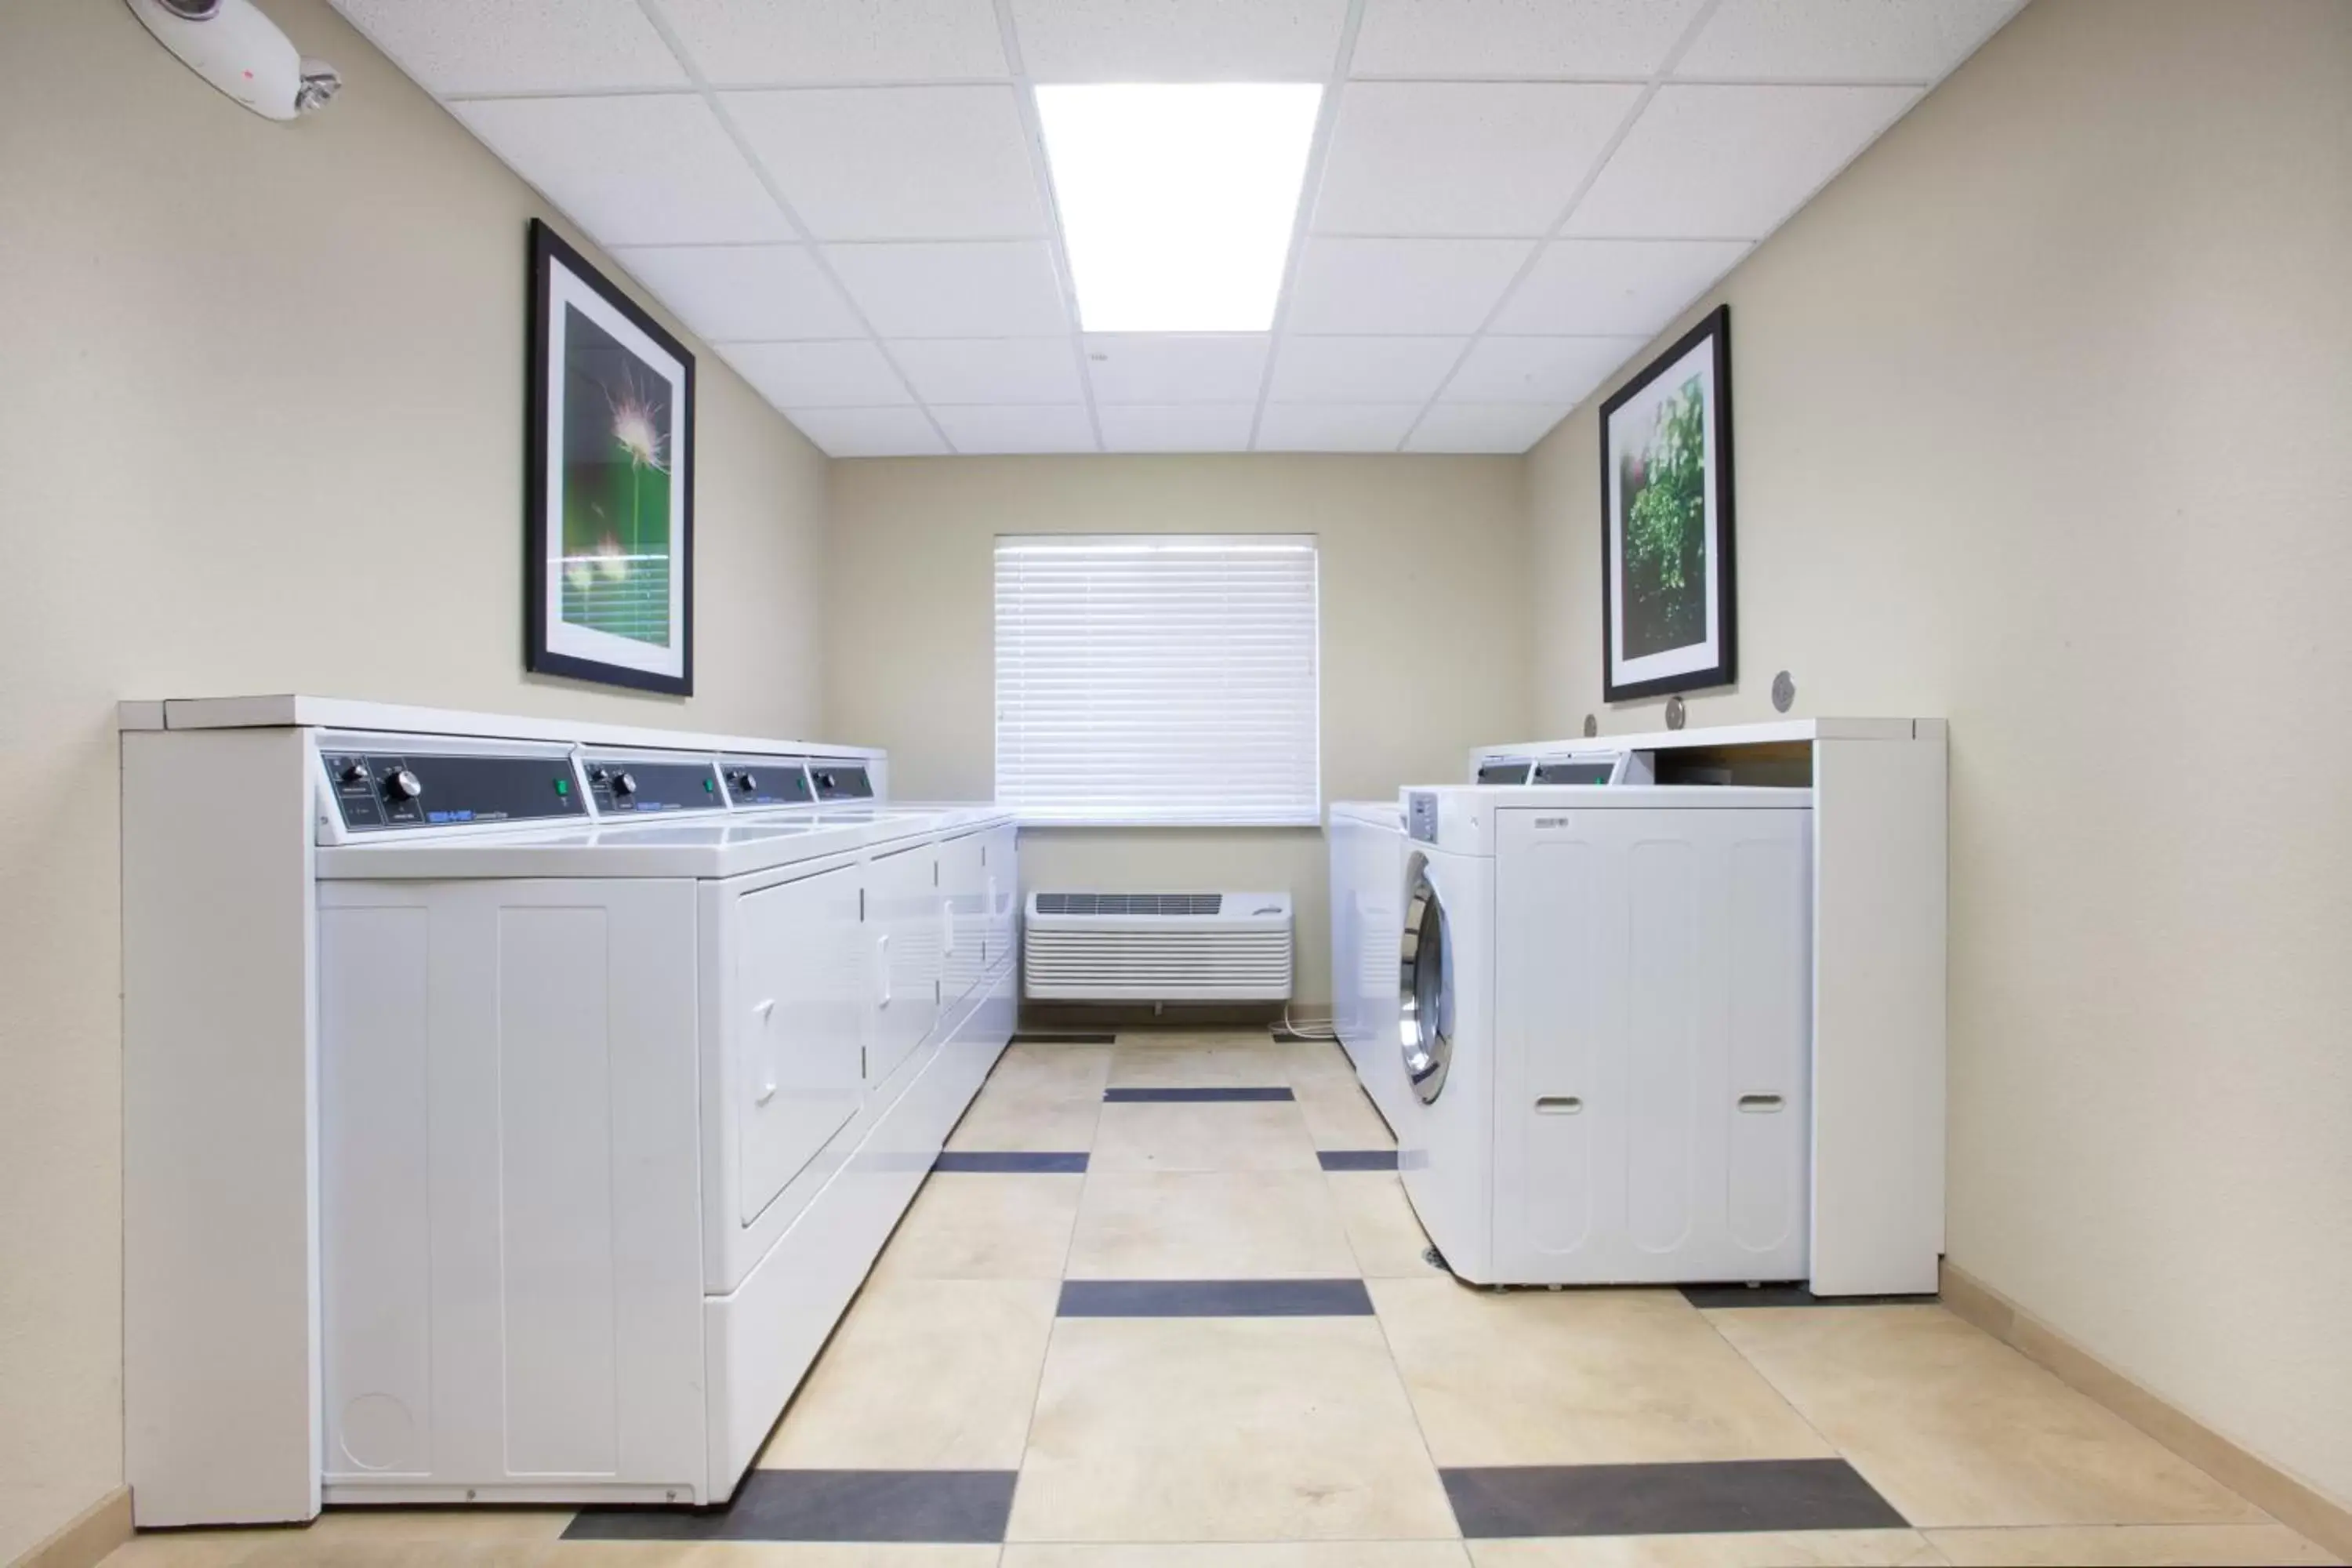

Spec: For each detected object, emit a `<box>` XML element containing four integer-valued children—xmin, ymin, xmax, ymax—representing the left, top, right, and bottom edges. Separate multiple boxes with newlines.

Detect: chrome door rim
<box><xmin>1399</xmin><ymin>858</ymin><xmax>1452</xmax><ymax>1104</ymax></box>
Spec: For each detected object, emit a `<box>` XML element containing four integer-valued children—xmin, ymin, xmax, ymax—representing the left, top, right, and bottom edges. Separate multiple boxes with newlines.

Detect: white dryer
<box><xmin>1327</xmin><ymin>800</ymin><xmax>1407</xmax><ymax>1133</ymax></box>
<box><xmin>1393</xmin><ymin>784</ymin><xmax>1813</xmax><ymax>1287</ymax></box>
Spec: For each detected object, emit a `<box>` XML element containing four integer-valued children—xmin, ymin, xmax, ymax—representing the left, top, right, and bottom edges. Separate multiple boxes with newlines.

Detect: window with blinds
<box><xmin>994</xmin><ymin>535</ymin><xmax>1322</xmax><ymax>826</ymax></box>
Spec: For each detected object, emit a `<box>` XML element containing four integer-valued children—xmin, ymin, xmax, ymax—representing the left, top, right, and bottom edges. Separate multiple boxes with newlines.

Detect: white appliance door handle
<box><xmin>875</xmin><ymin>933</ymin><xmax>892</xmax><ymax>1008</ymax></box>
<box><xmin>753</xmin><ymin>999</ymin><xmax>778</xmax><ymax>1105</ymax></box>
<box><xmin>941</xmin><ymin>896</ymin><xmax>956</xmax><ymax>956</ymax></box>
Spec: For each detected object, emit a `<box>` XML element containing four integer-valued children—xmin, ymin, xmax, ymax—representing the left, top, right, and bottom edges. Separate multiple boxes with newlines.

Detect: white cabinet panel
<box><xmin>319</xmin><ymin>877</ymin><xmax>705</xmax><ymax>1497</ymax></box>
<box><xmin>865</xmin><ymin>842</ymin><xmax>941</xmax><ymax>1086</ymax></box>
<box><xmin>1494</xmin><ymin>808</ymin><xmax>1809</xmax><ymax>1284</ymax></box>
<box><xmin>732</xmin><ymin>865</ymin><xmax>866</xmax><ymax>1227</ymax></box>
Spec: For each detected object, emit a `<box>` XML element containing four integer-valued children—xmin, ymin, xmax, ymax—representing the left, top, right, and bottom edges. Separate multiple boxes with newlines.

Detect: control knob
<box><xmin>732</xmin><ymin>771</ymin><xmax>757</xmax><ymax>795</ymax></box>
<box><xmin>340</xmin><ymin>760</ymin><xmax>371</xmax><ymax>786</ymax></box>
<box><xmin>612</xmin><ymin>771</ymin><xmax>637</xmax><ymax>797</ymax></box>
<box><xmin>382</xmin><ymin>768</ymin><xmax>423</xmax><ymax>801</ymax></box>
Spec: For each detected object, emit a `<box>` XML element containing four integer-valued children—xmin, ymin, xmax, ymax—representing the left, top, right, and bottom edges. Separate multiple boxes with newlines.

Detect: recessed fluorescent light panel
<box><xmin>1036</xmin><ymin>83</ymin><xmax>1321</xmax><ymax>333</ymax></box>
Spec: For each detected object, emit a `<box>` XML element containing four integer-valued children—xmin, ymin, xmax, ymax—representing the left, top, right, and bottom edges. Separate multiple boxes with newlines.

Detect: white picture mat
<box><xmin>542</xmin><ymin>263</ymin><xmax>690</xmax><ymax>681</ymax></box>
<box><xmin>1606</xmin><ymin>334</ymin><xmax>1721</xmax><ymax>687</ymax></box>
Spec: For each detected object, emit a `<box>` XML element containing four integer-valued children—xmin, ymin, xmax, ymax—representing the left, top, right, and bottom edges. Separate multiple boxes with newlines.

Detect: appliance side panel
<box><xmin>1809</xmin><ymin>737</ymin><xmax>1949</xmax><ymax>1294</ymax></box>
<box><xmin>123</xmin><ymin>727</ymin><xmax>321</xmax><ymax>1526</ymax></box>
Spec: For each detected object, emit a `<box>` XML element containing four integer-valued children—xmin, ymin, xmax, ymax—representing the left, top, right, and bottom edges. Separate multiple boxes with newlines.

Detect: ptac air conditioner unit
<box><xmin>1023</xmin><ymin>891</ymin><xmax>1294</xmax><ymax>1002</ymax></box>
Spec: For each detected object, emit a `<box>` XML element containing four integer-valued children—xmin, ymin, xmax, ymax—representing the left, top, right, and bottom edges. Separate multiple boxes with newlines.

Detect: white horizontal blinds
<box><xmin>996</xmin><ymin>535</ymin><xmax>1321</xmax><ymax>826</ymax></box>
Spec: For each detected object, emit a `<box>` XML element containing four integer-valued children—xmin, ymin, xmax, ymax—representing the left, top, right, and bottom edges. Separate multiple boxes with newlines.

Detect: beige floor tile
<box><xmin>303</xmin><ymin>1510</ymin><xmax>572</xmax><ymax>1544</ymax></box>
<box><xmin>873</xmin><ymin>1172</ymin><xmax>1084</xmax><ymax>1280</ymax></box>
<box><xmin>1090</xmin><ymin>1102</ymin><xmax>1319</xmax><ymax>1173</ymax></box>
<box><xmin>1004</xmin><ymin>1546</ymin><xmax>1472</xmax><ymax>1566</ymax></box>
<box><xmin>1109</xmin><ymin>1042</ymin><xmax>1294</xmax><ymax>1089</ymax></box>
<box><xmin>1065</xmin><ymin>1171</ymin><xmax>1358</xmax><ymax>1279</ymax></box>
<box><xmin>1467</xmin><ymin>1532</ymin><xmax>1942</xmax><ymax>1567</ymax></box>
<box><xmin>758</xmin><ymin>1276</ymin><xmax>1058</xmax><ymax>1469</ymax></box>
<box><xmin>1291</xmin><ymin>1079</ymin><xmax>1396</xmax><ymax>1151</ymax></box>
<box><xmin>947</xmin><ymin>1078</ymin><xmax>1103</xmax><ymax>1152</ymax></box>
<box><xmin>1008</xmin><ymin>1316</ymin><xmax>1459</xmax><ymax>1541</ymax></box>
<box><xmin>1708</xmin><ymin>1306</ymin><xmax>2269</xmax><ymax>1530</ymax></box>
<box><xmin>1924</xmin><ymin>1523</ymin><xmax>2339</xmax><ymax>1566</ymax></box>
<box><xmin>1369</xmin><ymin>1279</ymin><xmax>1833</xmax><ymax>1466</ymax></box>
<box><xmin>1326</xmin><ymin>1172</ymin><xmax>1442</xmax><ymax>1277</ymax></box>
<box><xmin>1272</xmin><ymin>1040</ymin><xmax>1364</xmax><ymax>1087</ymax></box>
<box><xmin>994</xmin><ymin>1042</ymin><xmax>1116</xmax><ymax>1092</ymax></box>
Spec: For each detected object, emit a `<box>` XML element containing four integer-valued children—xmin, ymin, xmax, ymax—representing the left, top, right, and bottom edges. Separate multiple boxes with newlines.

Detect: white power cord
<box><xmin>1276</xmin><ymin>1006</ymin><xmax>1339</xmax><ymax>1043</ymax></box>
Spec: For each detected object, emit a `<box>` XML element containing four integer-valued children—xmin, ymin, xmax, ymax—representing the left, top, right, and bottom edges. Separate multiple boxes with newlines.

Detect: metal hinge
<box><xmin>860</xmin><ymin>1046</ymin><xmax>867</xmax><ymax>1079</ymax></box>
<box><xmin>933</xmin><ymin>861</ymin><xmax>939</xmax><ymax>886</ymax></box>
<box><xmin>859</xmin><ymin>887</ymin><xmax>866</xmax><ymax>920</ymax></box>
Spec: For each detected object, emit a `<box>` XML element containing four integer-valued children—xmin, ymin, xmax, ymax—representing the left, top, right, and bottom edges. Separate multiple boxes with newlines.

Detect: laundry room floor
<box><xmin>105</xmin><ymin>1031</ymin><xmax>2334</xmax><ymax>1568</ymax></box>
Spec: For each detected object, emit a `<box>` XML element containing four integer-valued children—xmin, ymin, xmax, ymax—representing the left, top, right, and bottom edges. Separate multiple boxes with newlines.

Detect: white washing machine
<box><xmin>1327</xmin><ymin>800</ymin><xmax>1406</xmax><ymax>1133</ymax></box>
<box><xmin>1393</xmin><ymin>783</ymin><xmax>1813</xmax><ymax>1287</ymax></box>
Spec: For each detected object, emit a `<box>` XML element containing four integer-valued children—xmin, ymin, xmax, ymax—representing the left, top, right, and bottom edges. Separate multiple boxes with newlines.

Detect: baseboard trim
<box><xmin>1940</xmin><ymin>1260</ymin><xmax>2352</xmax><ymax>1560</ymax></box>
<box><xmin>9</xmin><ymin>1486</ymin><xmax>132</xmax><ymax>1568</ymax></box>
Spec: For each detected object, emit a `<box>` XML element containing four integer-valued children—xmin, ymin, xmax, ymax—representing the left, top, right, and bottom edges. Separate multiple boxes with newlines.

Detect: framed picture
<box><xmin>525</xmin><ymin>218</ymin><xmax>695</xmax><ymax>695</ymax></box>
<box><xmin>1599</xmin><ymin>303</ymin><xmax>1734</xmax><ymax>702</ymax></box>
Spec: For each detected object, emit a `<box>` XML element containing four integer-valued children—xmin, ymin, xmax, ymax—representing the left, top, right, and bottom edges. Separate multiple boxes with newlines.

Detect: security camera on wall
<box><xmin>125</xmin><ymin>0</ymin><xmax>340</xmax><ymax>122</ymax></box>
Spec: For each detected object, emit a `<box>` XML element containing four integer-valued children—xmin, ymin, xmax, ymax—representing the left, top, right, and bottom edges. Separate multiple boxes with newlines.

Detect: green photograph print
<box><xmin>526</xmin><ymin>220</ymin><xmax>694</xmax><ymax>695</ymax></box>
<box><xmin>1599</xmin><ymin>305</ymin><xmax>1735</xmax><ymax>703</ymax></box>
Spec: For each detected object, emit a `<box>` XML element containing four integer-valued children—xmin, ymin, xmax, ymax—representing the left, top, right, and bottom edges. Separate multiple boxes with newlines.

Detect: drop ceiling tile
<box><xmin>890</xmin><ymin>339</ymin><xmax>1084</xmax><ymax>405</ymax></box>
<box><xmin>1314</xmin><ymin>82</ymin><xmax>1642</xmax><ymax>237</ymax></box>
<box><xmin>1083</xmin><ymin>335</ymin><xmax>1270</xmax><ymax>405</ymax></box>
<box><xmin>1489</xmin><ymin>238</ymin><xmax>1751</xmax><ymax>335</ymax></box>
<box><xmin>1095</xmin><ymin>404</ymin><xmax>1260</xmax><ymax>452</ymax></box>
<box><xmin>1283</xmin><ymin>238</ymin><xmax>1535</xmax><ymax>336</ymax></box>
<box><xmin>720</xmin><ymin>340</ymin><xmax>911</xmax><ymax>408</ymax></box>
<box><xmin>931</xmin><ymin>405</ymin><xmax>1099</xmax><ymax>455</ymax></box>
<box><xmin>1563</xmin><ymin>83</ymin><xmax>1920</xmax><ymax>239</ymax></box>
<box><xmin>1009</xmin><ymin>0</ymin><xmax>1348</xmax><ymax>82</ymax></box>
<box><xmin>454</xmin><ymin>96</ymin><xmax>789</xmax><ymax>246</ymax></box>
<box><xmin>612</xmin><ymin>245</ymin><xmax>866</xmax><ymax>341</ymax></box>
<box><xmin>1406</xmin><ymin>401</ymin><xmax>1570</xmax><ymax>452</ymax></box>
<box><xmin>656</xmin><ymin>0</ymin><xmax>1009</xmax><ymax>85</ymax></box>
<box><xmin>332</xmin><ymin>0</ymin><xmax>685</xmax><ymax>94</ymax></box>
<box><xmin>823</xmin><ymin>242</ymin><xmax>1070</xmax><ymax>338</ymax></box>
<box><xmin>1351</xmin><ymin>0</ymin><xmax>1707</xmax><ymax>78</ymax></box>
<box><xmin>1254</xmin><ymin>403</ymin><xmax>1421</xmax><ymax>452</ymax></box>
<box><xmin>1676</xmin><ymin>0</ymin><xmax>2022</xmax><ymax>82</ymax></box>
<box><xmin>786</xmin><ymin>405</ymin><xmax>949</xmax><ymax>457</ymax></box>
<box><xmin>1446</xmin><ymin>336</ymin><xmax>1642</xmax><ymax>405</ymax></box>
<box><xmin>724</xmin><ymin>86</ymin><xmax>1044</xmax><ymax>241</ymax></box>
<box><xmin>1269</xmin><ymin>336</ymin><xmax>1467</xmax><ymax>404</ymax></box>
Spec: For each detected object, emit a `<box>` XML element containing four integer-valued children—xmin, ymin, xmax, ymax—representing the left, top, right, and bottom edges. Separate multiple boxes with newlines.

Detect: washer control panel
<box><xmin>810</xmin><ymin>762</ymin><xmax>875</xmax><ymax>801</ymax></box>
<box><xmin>321</xmin><ymin>750</ymin><xmax>589</xmax><ymax>833</ymax></box>
<box><xmin>1407</xmin><ymin>791</ymin><xmax>1439</xmax><ymax>844</ymax></box>
<box><xmin>582</xmin><ymin>753</ymin><xmax>726</xmax><ymax>816</ymax></box>
<box><xmin>719</xmin><ymin>756</ymin><xmax>815</xmax><ymax>808</ymax></box>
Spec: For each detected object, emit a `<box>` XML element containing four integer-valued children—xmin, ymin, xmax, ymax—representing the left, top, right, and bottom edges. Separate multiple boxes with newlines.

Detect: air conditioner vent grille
<box><xmin>1023</xmin><ymin>891</ymin><xmax>1290</xmax><ymax>1002</ymax></box>
<box><xmin>1033</xmin><ymin>892</ymin><xmax>1224</xmax><ymax>917</ymax></box>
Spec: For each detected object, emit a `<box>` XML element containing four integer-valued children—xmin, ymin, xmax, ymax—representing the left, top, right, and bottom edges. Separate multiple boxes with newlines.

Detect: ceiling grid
<box><xmin>337</xmin><ymin>0</ymin><xmax>2024</xmax><ymax>457</ymax></box>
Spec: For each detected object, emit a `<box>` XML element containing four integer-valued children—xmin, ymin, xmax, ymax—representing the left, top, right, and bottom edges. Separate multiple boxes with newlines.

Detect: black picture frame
<box><xmin>525</xmin><ymin>218</ymin><xmax>696</xmax><ymax>696</ymax></box>
<box><xmin>1598</xmin><ymin>303</ymin><xmax>1735</xmax><ymax>704</ymax></box>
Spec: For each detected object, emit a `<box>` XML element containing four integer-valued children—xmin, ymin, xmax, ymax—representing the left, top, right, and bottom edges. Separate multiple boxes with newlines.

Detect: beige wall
<box><xmin>1527</xmin><ymin>0</ymin><xmax>2352</xmax><ymax>1506</ymax></box>
<box><xmin>825</xmin><ymin>456</ymin><xmax>1531</xmax><ymax>1006</ymax></box>
<box><xmin>0</xmin><ymin>0</ymin><xmax>829</xmax><ymax>1555</ymax></box>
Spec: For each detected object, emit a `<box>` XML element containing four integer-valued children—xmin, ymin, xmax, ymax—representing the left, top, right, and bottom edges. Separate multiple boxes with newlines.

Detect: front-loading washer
<box><xmin>1394</xmin><ymin>783</ymin><xmax>1813</xmax><ymax>1287</ymax></box>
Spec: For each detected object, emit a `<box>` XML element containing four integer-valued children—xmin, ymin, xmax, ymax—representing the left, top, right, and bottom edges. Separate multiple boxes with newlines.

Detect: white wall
<box><xmin>0</xmin><ymin>1</ymin><xmax>829</xmax><ymax>1555</ymax></box>
<box><xmin>1526</xmin><ymin>0</ymin><xmax>2351</xmax><ymax>1508</ymax></box>
<box><xmin>825</xmin><ymin>455</ymin><xmax>1531</xmax><ymax>1007</ymax></box>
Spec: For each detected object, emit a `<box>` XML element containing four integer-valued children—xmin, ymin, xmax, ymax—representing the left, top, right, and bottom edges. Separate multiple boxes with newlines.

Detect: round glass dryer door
<box><xmin>1399</xmin><ymin>855</ymin><xmax>1454</xmax><ymax>1103</ymax></box>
